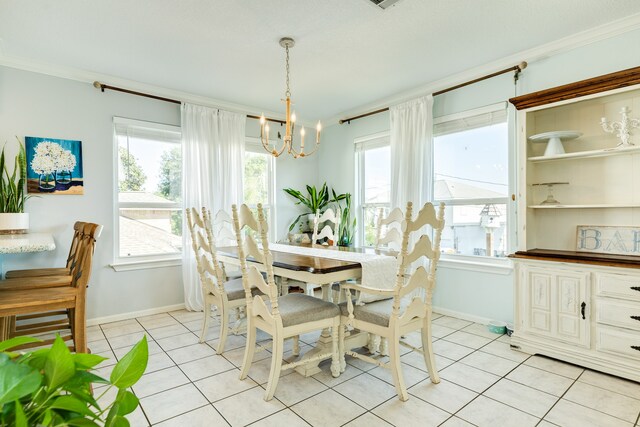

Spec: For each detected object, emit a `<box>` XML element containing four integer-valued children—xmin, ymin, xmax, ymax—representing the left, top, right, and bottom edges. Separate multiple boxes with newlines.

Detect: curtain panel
<box><xmin>181</xmin><ymin>103</ymin><xmax>246</xmax><ymax>311</ymax></box>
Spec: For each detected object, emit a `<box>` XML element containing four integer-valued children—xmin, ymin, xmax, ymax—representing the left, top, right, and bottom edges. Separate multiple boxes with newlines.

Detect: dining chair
<box><xmin>283</xmin><ymin>208</ymin><xmax>341</xmax><ymax>298</ymax></box>
<box><xmin>232</xmin><ymin>203</ymin><xmax>341</xmax><ymax>401</ymax></box>
<box><xmin>0</xmin><ymin>223</ymin><xmax>102</xmax><ymax>353</ymax></box>
<box><xmin>339</xmin><ymin>201</ymin><xmax>445</xmax><ymax>401</ymax></box>
<box><xmin>185</xmin><ymin>207</ymin><xmax>260</xmax><ymax>353</ymax></box>
<box><xmin>4</xmin><ymin>221</ymin><xmax>86</xmax><ymax>279</ymax></box>
<box><xmin>375</xmin><ymin>207</ymin><xmax>404</xmax><ymax>250</ymax></box>
<box><xmin>211</xmin><ymin>210</ymin><xmax>242</xmax><ymax>280</ymax></box>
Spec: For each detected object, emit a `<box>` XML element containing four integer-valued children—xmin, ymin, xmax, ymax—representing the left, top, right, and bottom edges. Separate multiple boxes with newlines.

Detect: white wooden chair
<box><xmin>283</xmin><ymin>208</ymin><xmax>341</xmax><ymax>298</ymax></box>
<box><xmin>211</xmin><ymin>210</ymin><xmax>243</xmax><ymax>280</ymax></box>
<box><xmin>375</xmin><ymin>207</ymin><xmax>404</xmax><ymax>250</ymax></box>
<box><xmin>232</xmin><ymin>203</ymin><xmax>341</xmax><ymax>401</ymax></box>
<box><xmin>339</xmin><ymin>201</ymin><xmax>446</xmax><ymax>401</ymax></box>
<box><xmin>185</xmin><ymin>207</ymin><xmax>260</xmax><ymax>354</ymax></box>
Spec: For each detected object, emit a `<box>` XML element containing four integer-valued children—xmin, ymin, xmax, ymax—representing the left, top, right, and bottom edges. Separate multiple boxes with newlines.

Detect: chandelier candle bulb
<box><xmin>300</xmin><ymin>126</ymin><xmax>306</xmax><ymax>150</ymax></box>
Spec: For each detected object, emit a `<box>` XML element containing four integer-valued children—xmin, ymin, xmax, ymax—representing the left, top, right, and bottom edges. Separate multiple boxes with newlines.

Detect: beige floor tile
<box><xmin>136</xmin><ymin>313</ymin><xmax>180</xmax><ymax>330</ymax></box>
<box><xmin>299</xmin><ymin>330</ymin><xmax>322</xmax><ymax>345</ymax></box>
<box><xmin>195</xmin><ymin>369</ymin><xmax>259</xmax><ymax>402</ymax></box>
<box><xmin>439</xmin><ymin>417</ymin><xmax>476</xmax><ymax>427</ymax></box>
<box><xmin>457</xmin><ymin>395</ymin><xmax>539</xmax><ymax>427</ymax></box>
<box><xmin>179</xmin><ymin>354</ymin><xmax>235</xmax><ymax>381</ymax></box>
<box><xmin>507</xmin><ymin>365</ymin><xmax>573</xmax><ymax>396</ymax></box>
<box><xmin>343</xmin><ymin>412</ymin><xmax>392</xmax><ymax>426</ymax></box>
<box><xmin>87</xmin><ymin>326</ymin><xmax>105</xmax><ymax>343</ymax></box>
<box><xmin>291</xmin><ymin>389</ymin><xmax>366</xmax><ymax>427</ymax></box>
<box><xmin>221</xmin><ymin>343</ymin><xmax>271</xmax><ymax>367</ymax></box>
<box><xmin>372</xmin><ymin>393</ymin><xmax>450</xmax><ymax>427</ymax></box>
<box><xmin>479</xmin><ymin>341</ymin><xmax>529</xmax><ymax>363</ymax></box>
<box><xmin>139</xmin><ymin>383</ymin><xmax>208</xmax><ymax>425</ymax></box>
<box><xmin>578</xmin><ymin>369</ymin><xmax>640</xmax><ymax>400</ymax></box>
<box><xmin>100</xmin><ymin>318</ymin><xmax>139</xmax><ymax>330</ymax></box>
<box><xmin>400</xmin><ymin>351</ymin><xmax>454</xmax><ymax>373</ymax></box>
<box><xmin>156</xmin><ymin>333</ymin><xmax>199</xmax><ymax>352</ymax></box>
<box><xmin>87</xmin><ymin>338</ymin><xmax>110</xmax><ymax>354</ymax></box>
<box><xmin>102</xmin><ymin>322</ymin><xmax>145</xmax><ymax>338</ymax></box>
<box><xmin>483</xmin><ymin>378</ymin><xmax>558</xmax><ymax>418</ymax></box>
<box><xmin>430</xmin><ymin>323</ymin><xmax>457</xmax><ymax>338</ymax></box>
<box><xmin>94</xmin><ymin>350</ymin><xmax>117</xmax><ymax>367</ymax></box>
<box><xmin>271</xmin><ymin>372</ymin><xmax>328</xmax><ymax>406</ymax></box>
<box><xmin>207</xmin><ymin>333</ymin><xmax>247</xmax><ymax>352</ymax></box>
<box><xmin>246</xmin><ymin>357</ymin><xmax>294</xmax><ymax>385</ymax></box>
<box><xmin>313</xmin><ymin>363</ymin><xmax>363</xmax><ymax>387</ymax></box>
<box><xmin>133</xmin><ymin>366</ymin><xmax>190</xmax><ymax>398</ymax></box>
<box><xmin>545</xmin><ymin>399</ymin><xmax>634</xmax><ymax>427</ymax></box>
<box><xmin>461</xmin><ymin>323</ymin><xmax>501</xmax><ymax>339</ymax></box>
<box><xmin>459</xmin><ymin>351</ymin><xmax>519</xmax><ymax>376</ymax></box>
<box><xmin>334</xmin><ymin>372</ymin><xmax>398</xmax><ymax>409</ymax></box>
<box><xmin>106</xmin><ymin>331</ymin><xmax>149</xmax><ymax>350</ymax></box>
<box><xmin>346</xmin><ymin>352</ymin><xmax>385</xmax><ymax>372</ymax></box>
<box><xmin>251</xmin><ymin>409</ymin><xmax>309</xmax><ymax>427</ymax></box>
<box><xmin>368</xmin><ymin>360</ymin><xmax>429</xmax><ymax>388</ymax></box>
<box><xmin>408</xmin><ymin>379</ymin><xmax>477</xmax><ymax>413</ymax></box>
<box><xmin>169</xmin><ymin>309</ymin><xmax>204</xmax><ymax>323</ymax></box>
<box><xmin>524</xmin><ymin>355</ymin><xmax>584</xmax><ymax>379</ymax></box>
<box><xmin>432</xmin><ymin>340</ymin><xmax>474</xmax><ymax>360</ymax></box>
<box><xmin>155</xmin><ymin>404</ymin><xmax>229</xmax><ymax>426</ymax></box>
<box><xmin>440</xmin><ymin>362</ymin><xmax>500</xmax><ymax>393</ymax></box>
<box><xmin>167</xmin><ymin>342</ymin><xmax>217</xmax><ymax>364</ymax></box>
<box><xmin>214</xmin><ymin>386</ymin><xmax>285</xmax><ymax>426</ymax></box>
<box><xmin>113</xmin><ymin>340</ymin><xmax>162</xmax><ymax>359</ymax></box>
<box><xmin>433</xmin><ymin>316</ymin><xmax>473</xmax><ymax>330</ymax></box>
<box><xmin>144</xmin><ymin>352</ymin><xmax>176</xmax><ymax>374</ymax></box>
<box><xmin>564</xmin><ymin>381</ymin><xmax>640</xmax><ymax>423</ymax></box>
<box><xmin>443</xmin><ymin>330</ymin><xmax>492</xmax><ymax>349</ymax></box>
<box><xmin>146</xmin><ymin>323</ymin><xmax>190</xmax><ymax>340</ymax></box>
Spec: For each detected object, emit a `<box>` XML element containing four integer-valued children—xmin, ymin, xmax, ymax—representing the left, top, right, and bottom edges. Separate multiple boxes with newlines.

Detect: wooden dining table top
<box><xmin>217</xmin><ymin>243</ymin><xmax>395</xmax><ymax>275</ymax></box>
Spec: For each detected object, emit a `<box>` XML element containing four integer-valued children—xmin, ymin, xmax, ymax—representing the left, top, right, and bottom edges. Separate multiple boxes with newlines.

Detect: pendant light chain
<box><xmin>285</xmin><ymin>44</ymin><xmax>291</xmax><ymax>98</ymax></box>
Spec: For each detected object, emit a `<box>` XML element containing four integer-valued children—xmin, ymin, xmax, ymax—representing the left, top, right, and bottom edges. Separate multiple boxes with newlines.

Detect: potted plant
<box><xmin>332</xmin><ymin>190</ymin><xmax>357</xmax><ymax>246</ymax></box>
<box><xmin>0</xmin><ymin>138</ymin><xmax>30</xmax><ymax>234</ymax></box>
<box><xmin>284</xmin><ymin>183</ymin><xmax>346</xmax><ymax>232</ymax></box>
<box><xmin>0</xmin><ymin>334</ymin><xmax>149</xmax><ymax>426</ymax></box>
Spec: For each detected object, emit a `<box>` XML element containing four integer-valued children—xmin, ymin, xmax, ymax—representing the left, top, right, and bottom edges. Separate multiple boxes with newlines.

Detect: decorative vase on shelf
<box><xmin>38</xmin><ymin>172</ymin><xmax>56</xmax><ymax>191</ymax></box>
<box><xmin>56</xmin><ymin>169</ymin><xmax>72</xmax><ymax>185</ymax></box>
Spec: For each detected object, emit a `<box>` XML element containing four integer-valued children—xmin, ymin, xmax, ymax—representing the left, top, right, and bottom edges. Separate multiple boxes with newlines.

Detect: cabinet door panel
<box><xmin>525</xmin><ymin>271</ymin><xmax>554</xmax><ymax>336</ymax></box>
<box><xmin>557</xmin><ymin>274</ymin><xmax>589</xmax><ymax>346</ymax></box>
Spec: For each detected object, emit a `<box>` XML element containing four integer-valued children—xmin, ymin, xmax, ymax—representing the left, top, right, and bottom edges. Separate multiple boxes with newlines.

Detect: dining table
<box><xmin>217</xmin><ymin>242</ymin><xmax>396</xmax><ymax>377</ymax></box>
<box><xmin>0</xmin><ymin>233</ymin><xmax>56</xmax><ymax>277</ymax></box>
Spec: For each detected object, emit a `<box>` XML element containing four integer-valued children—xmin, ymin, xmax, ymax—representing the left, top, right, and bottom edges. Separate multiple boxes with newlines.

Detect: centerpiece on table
<box><xmin>0</xmin><ymin>138</ymin><xmax>31</xmax><ymax>234</ymax></box>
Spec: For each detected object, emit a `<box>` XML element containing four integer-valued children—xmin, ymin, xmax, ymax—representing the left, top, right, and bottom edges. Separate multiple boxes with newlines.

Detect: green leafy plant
<box><xmin>0</xmin><ymin>334</ymin><xmax>148</xmax><ymax>426</ymax></box>
<box><xmin>332</xmin><ymin>190</ymin><xmax>357</xmax><ymax>246</ymax></box>
<box><xmin>0</xmin><ymin>137</ymin><xmax>30</xmax><ymax>213</ymax></box>
<box><xmin>284</xmin><ymin>183</ymin><xmax>347</xmax><ymax>232</ymax></box>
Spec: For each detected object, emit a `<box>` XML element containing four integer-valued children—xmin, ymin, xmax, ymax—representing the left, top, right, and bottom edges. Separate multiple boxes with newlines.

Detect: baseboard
<box><xmin>87</xmin><ymin>303</ymin><xmax>186</xmax><ymax>326</ymax></box>
<box><xmin>432</xmin><ymin>306</ymin><xmax>495</xmax><ymax>326</ymax></box>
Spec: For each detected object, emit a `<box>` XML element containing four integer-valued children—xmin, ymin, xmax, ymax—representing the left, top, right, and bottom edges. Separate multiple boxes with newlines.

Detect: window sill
<box><xmin>438</xmin><ymin>254</ymin><xmax>513</xmax><ymax>275</ymax></box>
<box><xmin>110</xmin><ymin>257</ymin><xmax>181</xmax><ymax>272</ymax></box>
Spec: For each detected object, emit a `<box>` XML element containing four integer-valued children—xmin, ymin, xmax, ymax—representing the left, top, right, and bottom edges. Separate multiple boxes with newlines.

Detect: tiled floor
<box><xmin>88</xmin><ymin>310</ymin><xmax>640</xmax><ymax>427</ymax></box>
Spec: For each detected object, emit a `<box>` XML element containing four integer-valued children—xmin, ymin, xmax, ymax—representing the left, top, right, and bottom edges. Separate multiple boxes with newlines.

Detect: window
<box><xmin>355</xmin><ymin>132</ymin><xmax>391</xmax><ymax>246</ymax></box>
<box><xmin>114</xmin><ymin>118</ymin><xmax>182</xmax><ymax>263</ymax></box>
<box><xmin>433</xmin><ymin>103</ymin><xmax>509</xmax><ymax>258</ymax></box>
<box><xmin>244</xmin><ymin>138</ymin><xmax>276</xmax><ymax>239</ymax></box>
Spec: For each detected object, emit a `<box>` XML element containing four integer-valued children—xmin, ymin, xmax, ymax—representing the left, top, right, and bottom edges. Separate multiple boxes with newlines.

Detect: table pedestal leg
<box><xmin>294</xmin><ymin>329</ymin><xmax>370</xmax><ymax>377</ymax></box>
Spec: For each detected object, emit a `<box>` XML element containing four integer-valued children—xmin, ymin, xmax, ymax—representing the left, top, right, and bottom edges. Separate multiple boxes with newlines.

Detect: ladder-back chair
<box><xmin>340</xmin><ymin>201</ymin><xmax>445</xmax><ymax>401</ymax></box>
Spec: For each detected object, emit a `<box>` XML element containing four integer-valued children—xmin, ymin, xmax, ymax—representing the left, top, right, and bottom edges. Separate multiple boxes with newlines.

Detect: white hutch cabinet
<box><xmin>509</xmin><ymin>67</ymin><xmax>640</xmax><ymax>382</ymax></box>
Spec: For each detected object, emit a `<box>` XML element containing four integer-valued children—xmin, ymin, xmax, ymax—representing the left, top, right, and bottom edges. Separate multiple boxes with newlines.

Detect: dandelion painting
<box><xmin>25</xmin><ymin>136</ymin><xmax>83</xmax><ymax>194</ymax></box>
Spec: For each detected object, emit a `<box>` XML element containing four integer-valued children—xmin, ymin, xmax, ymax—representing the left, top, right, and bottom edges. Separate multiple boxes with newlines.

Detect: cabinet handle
<box><xmin>581</xmin><ymin>302</ymin><xmax>586</xmax><ymax>320</ymax></box>
<box><xmin>631</xmin><ymin>287</ymin><xmax>640</xmax><ymax>292</ymax></box>
<box><xmin>631</xmin><ymin>316</ymin><xmax>640</xmax><ymax>322</ymax></box>
<box><xmin>632</xmin><ymin>346</ymin><xmax>640</xmax><ymax>352</ymax></box>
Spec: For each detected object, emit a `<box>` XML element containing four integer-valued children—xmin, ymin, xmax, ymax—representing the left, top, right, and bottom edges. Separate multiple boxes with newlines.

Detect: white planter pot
<box><xmin>307</xmin><ymin>213</ymin><xmax>316</xmax><ymax>231</ymax></box>
<box><xmin>0</xmin><ymin>213</ymin><xmax>29</xmax><ymax>234</ymax></box>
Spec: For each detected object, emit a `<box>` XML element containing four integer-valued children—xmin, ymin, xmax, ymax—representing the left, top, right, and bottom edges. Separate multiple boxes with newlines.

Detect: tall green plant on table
<box><xmin>284</xmin><ymin>182</ymin><xmax>333</xmax><ymax>232</ymax></box>
<box><xmin>0</xmin><ymin>137</ymin><xmax>29</xmax><ymax>214</ymax></box>
<box><xmin>332</xmin><ymin>190</ymin><xmax>356</xmax><ymax>247</ymax></box>
<box><xmin>0</xmin><ymin>335</ymin><xmax>149</xmax><ymax>426</ymax></box>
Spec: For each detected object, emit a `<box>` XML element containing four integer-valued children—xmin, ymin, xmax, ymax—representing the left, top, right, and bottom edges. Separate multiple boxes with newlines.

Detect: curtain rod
<box><xmin>338</xmin><ymin>61</ymin><xmax>527</xmax><ymax>125</ymax></box>
<box><xmin>92</xmin><ymin>81</ymin><xmax>287</xmax><ymax>125</ymax></box>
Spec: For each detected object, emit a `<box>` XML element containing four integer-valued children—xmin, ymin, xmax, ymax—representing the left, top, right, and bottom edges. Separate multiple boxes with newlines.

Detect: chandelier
<box><xmin>260</xmin><ymin>37</ymin><xmax>321</xmax><ymax>158</ymax></box>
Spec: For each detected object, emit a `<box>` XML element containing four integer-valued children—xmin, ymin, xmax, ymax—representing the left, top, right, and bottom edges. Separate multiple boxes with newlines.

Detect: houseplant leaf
<box><xmin>73</xmin><ymin>353</ymin><xmax>108</xmax><ymax>370</ymax></box>
<box><xmin>14</xmin><ymin>400</ymin><xmax>27</xmax><ymax>427</ymax></box>
<box><xmin>44</xmin><ymin>335</ymin><xmax>76</xmax><ymax>390</ymax></box>
<box><xmin>0</xmin><ymin>354</ymin><xmax>42</xmax><ymax>405</ymax></box>
<box><xmin>110</xmin><ymin>336</ymin><xmax>148</xmax><ymax>388</ymax></box>
<box><xmin>0</xmin><ymin>336</ymin><xmax>42</xmax><ymax>352</ymax></box>
<box><xmin>49</xmin><ymin>395</ymin><xmax>98</xmax><ymax>418</ymax></box>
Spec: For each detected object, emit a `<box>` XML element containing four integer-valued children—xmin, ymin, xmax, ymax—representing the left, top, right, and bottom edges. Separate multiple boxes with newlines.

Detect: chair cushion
<box><xmin>339</xmin><ymin>297</ymin><xmax>412</xmax><ymax>327</ymax></box>
<box><xmin>277</xmin><ymin>293</ymin><xmax>340</xmax><ymax>327</ymax></box>
<box><xmin>224</xmin><ymin>278</ymin><xmax>261</xmax><ymax>301</ymax></box>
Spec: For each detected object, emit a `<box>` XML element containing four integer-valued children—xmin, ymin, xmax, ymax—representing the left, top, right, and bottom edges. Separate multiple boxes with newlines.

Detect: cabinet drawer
<box><xmin>596</xmin><ymin>326</ymin><xmax>640</xmax><ymax>361</ymax></box>
<box><xmin>595</xmin><ymin>273</ymin><xmax>640</xmax><ymax>301</ymax></box>
<box><xmin>597</xmin><ymin>300</ymin><xmax>640</xmax><ymax>331</ymax></box>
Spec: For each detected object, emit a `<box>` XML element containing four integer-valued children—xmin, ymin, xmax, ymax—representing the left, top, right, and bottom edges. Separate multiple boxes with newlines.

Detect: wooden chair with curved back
<box><xmin>185</xmin><ymin>207</ymin><xmax>260</xmax><ymax>353</ymax></box>
<box><xmin>232</xmin><ymin>203</ymin><xmax>341</xmax><ymax>401</ymax></box>
<box><xmin>0</xmin><ymin>222</ymin><xmax>103</xmax><ymax>353</ymax></box>
<box><xmin>4</xmin><ymin>221</ymin><xmax>86</xmax><ymax>279</ymax></box>
<box><xmin>340</xmin><ymin>201</ymin><xmax>445</xmax><ymax>401</ymax></box>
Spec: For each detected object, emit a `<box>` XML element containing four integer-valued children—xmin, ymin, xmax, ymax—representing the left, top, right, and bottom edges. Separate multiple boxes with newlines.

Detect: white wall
<box><xmin>0</xmin><ymin>65</ymin><xmax>314</xmax><ymax>321</ymax></box>
<box><xmin>319</xmin><ymin>28</ymin><xmax>640</xmax><ymax>323</ymax></box>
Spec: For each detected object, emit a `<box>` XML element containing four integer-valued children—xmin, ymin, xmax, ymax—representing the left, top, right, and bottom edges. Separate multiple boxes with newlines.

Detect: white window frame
<box><xmin>355</xmin><ymin>131</ymin><xmax>391</xmax><ymax>247</ymax></box>
<box><xmin>432</xmin><ymin>102</ymin><xmax>514</xmax><ymax>272</ymax></box>
<box><xmin>111</xmin><ymin>117</ymin><xmax>182</xmax><ymax>271</ymax></box>
<box><xmin>245</xmin><ymin>137</ymin><xmax>277</xmax><ymax>241</ymax></box>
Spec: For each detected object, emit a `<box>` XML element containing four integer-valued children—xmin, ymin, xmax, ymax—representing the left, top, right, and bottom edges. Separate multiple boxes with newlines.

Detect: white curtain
<box><xmin>181</xmin><ymin>103</ymin><xmax>246</xmax><ymax>311</ymax></box>
<box><xmin>390</xmin><ymin>95</ymin><xmax>434</xmax><ymax>211</ymax></box>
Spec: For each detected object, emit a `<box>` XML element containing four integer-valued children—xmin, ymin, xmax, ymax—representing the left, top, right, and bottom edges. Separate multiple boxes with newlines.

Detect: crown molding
<box><xmin>325</xmin><ymin>12</ymin><xmax>640</xmax><ymax>126</ymax></box>
<box><xmin>0</xmin><ymin>53</ymin><xmax>290</xmax><ymax>123</ymax></box>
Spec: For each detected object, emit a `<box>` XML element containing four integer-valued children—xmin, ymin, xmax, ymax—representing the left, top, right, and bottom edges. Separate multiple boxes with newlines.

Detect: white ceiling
<box><xmin>1</xmin><ymin>0</ymin><xmax>640</xmax><ymax>120</ymax></box>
